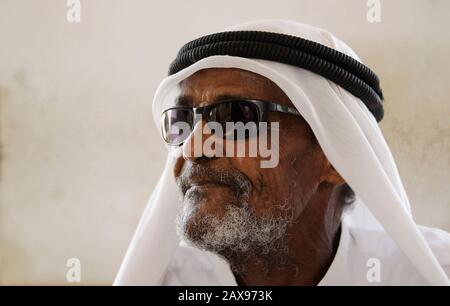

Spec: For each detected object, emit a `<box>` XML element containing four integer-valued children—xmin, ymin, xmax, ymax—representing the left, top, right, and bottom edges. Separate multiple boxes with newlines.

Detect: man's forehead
<box><xmin>181</xmin><ymin>68</ymin><xmax>266</xmax><ymax>83</ymax></box>
<box><xmin>176</xmin><ymin>68</ymin><xmax>293</xmax><ymax>107</ymax></box>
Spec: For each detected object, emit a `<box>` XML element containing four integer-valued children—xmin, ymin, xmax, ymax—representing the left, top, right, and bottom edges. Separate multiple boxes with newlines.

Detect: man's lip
<box><xmin>185</xmin><ymin>182</ymin><xmax>232</xmax><ymax>192</ymax></box>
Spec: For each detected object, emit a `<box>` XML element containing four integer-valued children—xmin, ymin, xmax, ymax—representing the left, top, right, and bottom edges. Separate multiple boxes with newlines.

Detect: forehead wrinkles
<box><xmin>180</xmin><ymin>72</ymin><xmax>269</xmax><ymax>98</ymax></box>
<box><xmin>178</xmin><ymin>71</ymin><xmax>295</xmax><ymax>110</ymax></box>
<box><xmin>181</xmin><ymin>68</ymin><xmax>271</xmax><ymax>88</ymax></box>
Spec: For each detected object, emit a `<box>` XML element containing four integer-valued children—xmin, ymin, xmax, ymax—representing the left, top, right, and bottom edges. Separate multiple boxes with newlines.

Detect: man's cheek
<box><xmin>247</xmin><ymin>170</ymin><xmax>293</xmax><ymax>218</ymax></box>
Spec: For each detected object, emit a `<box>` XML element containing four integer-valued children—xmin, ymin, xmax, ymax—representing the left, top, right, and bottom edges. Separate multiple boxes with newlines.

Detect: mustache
<box><xmin>176</xmin><ymin>164</ymin><xmax>252</xmax><ymax>197</ymax></box>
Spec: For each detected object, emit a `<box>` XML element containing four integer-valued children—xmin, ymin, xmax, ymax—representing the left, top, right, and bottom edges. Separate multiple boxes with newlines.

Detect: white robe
<box><xmin>161</xmin><ymin>218</ymin><xmax>450</xmax><ymax>286</ymax></box>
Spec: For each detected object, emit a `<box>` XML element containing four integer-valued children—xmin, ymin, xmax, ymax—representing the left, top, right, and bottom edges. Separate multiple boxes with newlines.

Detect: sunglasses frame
<box><xmin>160</xmin><ymin>98</ymin><xmax>302</xmax><ymax>146</ymax></box>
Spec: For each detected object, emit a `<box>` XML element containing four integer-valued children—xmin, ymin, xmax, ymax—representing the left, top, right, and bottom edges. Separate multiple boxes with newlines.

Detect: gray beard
<box><xmin>175</xmin><ymin>165</ymin><xmax>296</xmax><ymax>273</ymax></box>
<box><xmin>175</xmin><ymin>196</ymin><xmax>294</xmax><ymax>273</ymax></box>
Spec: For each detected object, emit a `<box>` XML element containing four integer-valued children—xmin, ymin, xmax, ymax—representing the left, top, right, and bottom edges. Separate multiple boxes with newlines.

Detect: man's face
<box><xmin>172</xmin><ymin>68</ymin><xmax>340</xmax><ymax>260</ymax></box>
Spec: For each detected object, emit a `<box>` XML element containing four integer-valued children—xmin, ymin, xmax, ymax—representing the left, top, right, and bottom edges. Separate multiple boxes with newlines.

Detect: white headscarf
<box><xmin>114</xmin><ymin>20</ymin><xmax>450</xmax><ymax>285</ymax></box>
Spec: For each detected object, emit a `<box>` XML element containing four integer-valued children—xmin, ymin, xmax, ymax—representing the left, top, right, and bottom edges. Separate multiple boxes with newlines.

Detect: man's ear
<box><xmin>320</xmin><ymin>160</ymin><xmax>345</xmax><ymax>185</ymax></box>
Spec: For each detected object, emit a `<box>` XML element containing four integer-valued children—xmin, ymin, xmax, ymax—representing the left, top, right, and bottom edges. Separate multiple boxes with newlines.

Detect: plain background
<box><xmin>0</xmin><ymin>0</ymin><xmax>449</xmax><ymax>285</ymax></box>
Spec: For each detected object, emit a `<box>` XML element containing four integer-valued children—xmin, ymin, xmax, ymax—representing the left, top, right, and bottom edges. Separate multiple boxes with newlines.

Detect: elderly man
<box><xmin>171</xmin><ymin>67</ymin><xmax>349</xmax><ymax>285</ymax></box>
<box><xmin>115</xmin><ymin>20</ymin><xmax>450</xmax><ymax>286</ymax></box>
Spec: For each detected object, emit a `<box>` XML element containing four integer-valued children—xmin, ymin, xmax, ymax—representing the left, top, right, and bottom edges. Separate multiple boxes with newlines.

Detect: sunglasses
<box><xmin>161</xmin><ymin>98</ymin><xmax>301</xmax><ymax>146</ymax></box>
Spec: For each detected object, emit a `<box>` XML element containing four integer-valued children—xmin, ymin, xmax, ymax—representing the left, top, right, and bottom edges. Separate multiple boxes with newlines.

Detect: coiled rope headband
<box><xmin>168</xmin><ymin>31</ymin><xmax>384</xmax><ymax>122</ymax></box>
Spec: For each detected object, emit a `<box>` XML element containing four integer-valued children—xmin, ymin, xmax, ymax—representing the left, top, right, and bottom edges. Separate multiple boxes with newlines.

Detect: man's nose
<box><xmin>182</xmin><ymin>119</ymin><xmax>217</xmax><ymax>162</ymax></box>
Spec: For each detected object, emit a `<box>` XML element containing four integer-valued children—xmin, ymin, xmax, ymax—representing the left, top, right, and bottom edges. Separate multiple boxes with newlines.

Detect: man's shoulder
<box><xmin>418</xmin><ymin>225</ymin><xmax>450</xmax><ymax>268</ymax></box>
<box><xmin>343</xmin><ymin>223</ymin><xmax>450</xmax><ymax>284</ymax></box>
<box><xmin>348</xmin><ymin>224</ymin><xmax>450</xmax><ymax>260</ymax></box>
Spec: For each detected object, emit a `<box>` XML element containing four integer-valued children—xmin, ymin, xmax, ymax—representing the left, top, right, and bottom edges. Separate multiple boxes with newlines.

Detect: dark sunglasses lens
<box><xmin>209</xmin><ymin>101</ymin><xmax>259</xmax><ymax>140</ymax></box>
<box><xmin>161</xmin><ymin>109</ymin><xmax>193</xmax><ymax>145</ymax></box>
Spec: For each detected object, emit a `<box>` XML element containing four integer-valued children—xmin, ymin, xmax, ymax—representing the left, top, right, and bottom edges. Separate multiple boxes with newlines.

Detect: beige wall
<box><xmin>0</xmin><ymin>0</ymin><xmax>449</xmax><ymax>284</ymax></box>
